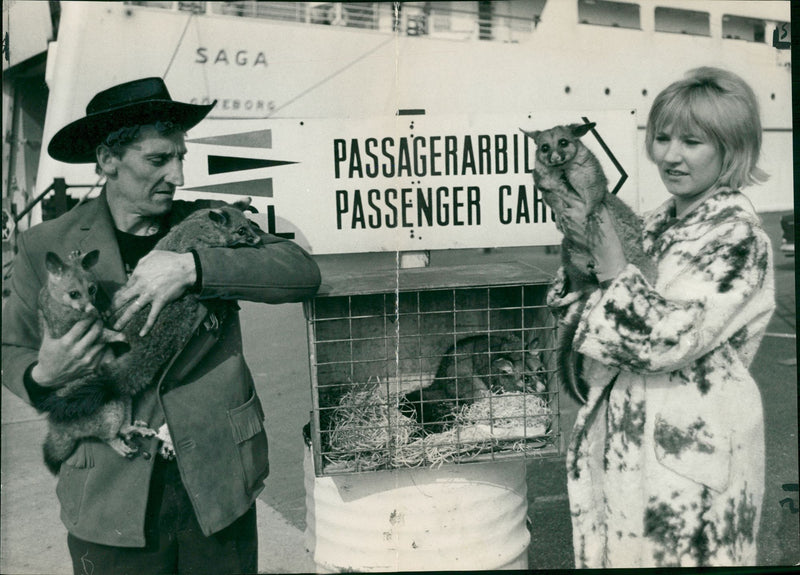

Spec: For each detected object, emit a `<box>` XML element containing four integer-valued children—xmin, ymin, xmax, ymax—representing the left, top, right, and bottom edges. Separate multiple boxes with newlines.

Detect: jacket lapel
<box><xmin>77</xmin><ymin>190</ymin><xmax>127</xmax><ymax>305</ymax></box>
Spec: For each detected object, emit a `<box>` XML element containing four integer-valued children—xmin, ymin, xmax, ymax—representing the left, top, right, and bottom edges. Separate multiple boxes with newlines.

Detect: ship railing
<box><xmin>124</xmin><ymin>1</ymin><xmax>538</xmax><ymax>42</ymax></box>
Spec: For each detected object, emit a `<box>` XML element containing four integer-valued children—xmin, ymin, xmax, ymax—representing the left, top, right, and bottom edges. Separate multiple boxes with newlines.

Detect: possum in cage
<box><xmin>400</xmin><ymin>334</ymin><xmax>546</xmax><ymax>434</ymax></box>
<box><xmin>521</xmin><ymin>123</ymin><xmax>656</xmax><ymax>404</ymax></box>
<box><xmin>39</xmin><ymin>205</ymin><xmax>261</xmax><ymax>473</ymax></box>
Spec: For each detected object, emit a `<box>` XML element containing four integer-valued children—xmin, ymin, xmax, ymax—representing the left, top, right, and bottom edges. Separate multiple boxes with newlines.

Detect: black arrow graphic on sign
<box><xmin>207</xmin><ymin>156</ymin><xmax>297</xmax><ymax>175</ymax></box>
<box><xmin>183</xmin><ymin>178</ymin><xmax>274</xmax><ymax>198</ymax></box>
<box><xmin>582</xmin><ymin>116</ymin><xmax>628</xmax><ymax>196</ymax></box>
<box><xmin>188</xmin><ymin>129</ymin><xmax>273</xmax><ymax>149</ymax></box>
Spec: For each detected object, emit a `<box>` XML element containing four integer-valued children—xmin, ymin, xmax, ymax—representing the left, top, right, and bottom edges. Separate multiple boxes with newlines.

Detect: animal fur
<box><xmin>38</xmin><ymin>205</ymin><xmax>261</xmax><ymax>473</ymax></box>
<box><xmin>522</xmin><ymin>123</ymin><xmax>656</xmax><ymax>404</ymax></box>
<box><xmin>401</xmin><ymin>334</ymin><xmax>545</xmax><ymax>434</ymax></box>
<box><xmin>105</xmin><ymin>205</ymin><xmax>261</xmax><ymax>397</ymax></box>
<box><xmin>37</xmin><ymin>249</ymin><xmax>150</xmax><ymax>473</ymax></box>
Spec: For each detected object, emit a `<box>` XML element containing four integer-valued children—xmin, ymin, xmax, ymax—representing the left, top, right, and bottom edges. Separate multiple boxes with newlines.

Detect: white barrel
<box><xmin>304</xmin><ymin>446</ymin><xmax>529</xmax><ymax>572</ymax></box>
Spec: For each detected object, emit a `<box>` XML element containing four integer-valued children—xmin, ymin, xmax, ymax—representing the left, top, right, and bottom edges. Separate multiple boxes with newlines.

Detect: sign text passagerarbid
<box><xmin>179</xmin><ymin>111</ymin><xmax>638</xmax><ymax>254</ymax></box>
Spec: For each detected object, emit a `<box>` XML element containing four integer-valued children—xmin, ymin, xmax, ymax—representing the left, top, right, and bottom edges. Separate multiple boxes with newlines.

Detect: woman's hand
<box><xmin>560</xmin><ymin>197</ymin><xmax>627</xmax><ymax>283</ymax></box>
<box><xmin>558</xmin><ymin>190</ymin><xmax>591</xmax><ymax>247</ymax></box>
<box><xmin>586</xmin><ymin>206</ymin><xmax>628</xmax><ymax>282</ymax></box>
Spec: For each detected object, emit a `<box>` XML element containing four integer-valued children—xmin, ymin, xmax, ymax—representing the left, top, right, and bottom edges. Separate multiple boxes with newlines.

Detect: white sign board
<box><xmin>177</xmin><ymin>110</ymin><xmax>638</xmax><ymax>255</ymax></box>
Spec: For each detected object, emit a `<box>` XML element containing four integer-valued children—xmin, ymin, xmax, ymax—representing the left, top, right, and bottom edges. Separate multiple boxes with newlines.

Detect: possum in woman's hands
<box><xmin>401</xmin><ymin>334</ymin><xmax>545</xmax><ymax>434</ymax></box>
<box><xmin>521</xmin><ymin>123</ymin><xmax>656</xmax><ymax>404</ymax></box>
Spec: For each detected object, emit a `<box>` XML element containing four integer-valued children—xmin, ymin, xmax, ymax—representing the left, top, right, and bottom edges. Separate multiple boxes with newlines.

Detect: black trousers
<box><xmin>67</xmin><ymin>458</ymin><xmax>258</xmax><ymax>575</ymax></box>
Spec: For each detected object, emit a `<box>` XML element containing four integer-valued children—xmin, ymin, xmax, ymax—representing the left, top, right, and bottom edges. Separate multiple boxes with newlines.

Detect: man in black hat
<box><xmin>2</xmin><ymin>77</ymin><xmax>321</xmax><ymax>573</ymax></box>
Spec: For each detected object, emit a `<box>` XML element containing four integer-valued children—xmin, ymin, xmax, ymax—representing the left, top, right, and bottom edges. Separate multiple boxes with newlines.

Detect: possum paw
<box><xmin>122</xmin><ymin>421</ymin><xmax>158</xmax><ymax>439</ymax></box>
<box><xmin>107</xmin><ymin>436</ymin><xmax>139</xmax><ymax>458</ymax></box>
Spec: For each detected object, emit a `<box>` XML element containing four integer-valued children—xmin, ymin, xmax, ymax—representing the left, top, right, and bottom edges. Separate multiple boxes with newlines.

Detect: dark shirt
<box><xmin>114</xmin><ymin>227</ymin><xmax>167</xmax><ymax>277</ymax></box>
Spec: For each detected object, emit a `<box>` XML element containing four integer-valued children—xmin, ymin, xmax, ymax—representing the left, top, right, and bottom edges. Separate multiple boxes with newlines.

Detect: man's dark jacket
<box><xmin>1</xmin><ymin>191</ymin><xmax>321</xmax><ymax>546</ymax></box>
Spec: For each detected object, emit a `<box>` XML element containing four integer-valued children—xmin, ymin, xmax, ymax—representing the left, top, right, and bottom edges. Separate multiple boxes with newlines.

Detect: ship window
<box><xmin>654</xmin><ymin>6</ymin><xmax>709</xmax><ymax>36</ymax></box>
<box><xmin>722</xmin><ymin>14</ymin><xmax>766</xmax><ymax>43</ymax></box>
<box><xmin>578</xmin><ymin>0</ymin><xmax>641</xmax><ymax>30</ymax></box>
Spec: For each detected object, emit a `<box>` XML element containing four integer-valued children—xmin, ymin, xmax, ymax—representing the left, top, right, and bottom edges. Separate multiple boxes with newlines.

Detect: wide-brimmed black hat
<box><xmin>48</xmin><ymin>77</ymin><xmax>216</xmax><ymax>163</ymax></box>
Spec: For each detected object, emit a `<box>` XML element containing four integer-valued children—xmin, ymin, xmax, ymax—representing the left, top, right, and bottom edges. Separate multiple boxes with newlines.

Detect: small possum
<box><xmin>401</xmin><ymin>334</ymin><xmax>545</xmax><ymax>434</ymax></box>
<box><xmin>39</xmin><ymin>205</ymin><xmax>262</xmax><ymax>473</ymax></box>
<box><xmin>521</xmin><ymin>123</ymin><xmax>656</xmax><ymax>404</ymax></box>
<box><xmin>37</xmin><ymin>249</ymin><xmax>152</xmax><ymax>474</ymax></box>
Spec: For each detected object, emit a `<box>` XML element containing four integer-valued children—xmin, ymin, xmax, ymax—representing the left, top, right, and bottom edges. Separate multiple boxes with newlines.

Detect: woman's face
<box><xmin>651</xmin><ymin>125</ymin><xmax>723</xmax><ymax>203</ymax></box>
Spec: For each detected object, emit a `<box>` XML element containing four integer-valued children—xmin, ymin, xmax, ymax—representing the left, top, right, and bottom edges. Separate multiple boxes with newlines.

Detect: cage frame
<box><xmin>304</xmin><ymin>261</ymin><xmax>563</xmax><ymax>477</ymax></box>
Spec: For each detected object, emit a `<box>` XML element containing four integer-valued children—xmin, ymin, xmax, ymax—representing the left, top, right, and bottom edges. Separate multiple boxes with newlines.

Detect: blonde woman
<box><xmin>552</xmin><ymin>67</ymin><xmax>775</xmax><ymax>567</ymax></box>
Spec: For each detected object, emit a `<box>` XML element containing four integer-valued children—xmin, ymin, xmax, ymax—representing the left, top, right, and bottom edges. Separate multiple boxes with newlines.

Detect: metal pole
<box><xmin>13</xmin><ymin>182</ymin><xmax>54</xmax><ymax>224</ymax></box>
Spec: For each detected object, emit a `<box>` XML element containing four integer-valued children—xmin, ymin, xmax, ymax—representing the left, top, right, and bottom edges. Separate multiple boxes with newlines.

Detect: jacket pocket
<box><xmin>228</xmin><ymin>392</ymin><xmax>269</xmax><ymax>494</ymax></box>
<box><xmin>56</xmin><ymin>443</ymin><xmax>93</xmax><ymax>524</ymax></box>
<box><xmin>653</xmin><ymin>413</ymin><xmax>731</xmax><ymax>493</ymax></box>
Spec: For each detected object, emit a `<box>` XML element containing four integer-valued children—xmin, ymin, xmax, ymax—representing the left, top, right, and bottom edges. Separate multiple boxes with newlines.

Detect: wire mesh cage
<box><xmin>304</xmin><ymin>262</ymin><xmax>562</xmax><ymax>476</ymax></box>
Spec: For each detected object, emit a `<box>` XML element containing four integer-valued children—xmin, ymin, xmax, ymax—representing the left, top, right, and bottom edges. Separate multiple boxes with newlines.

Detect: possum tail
<box><xmin>557</xmin><ymin>299</ymin><xmax>590</xmax><ymax>405</ymax></box>
<box><xmin>38</xmin><ymin>378</ymin><xmax>115</xmax><ymax>424</ymax></box>
<box><xmin>42</xmin><ymin>429</ymin><xmax>78</xmax><ymax>474</ymax></box>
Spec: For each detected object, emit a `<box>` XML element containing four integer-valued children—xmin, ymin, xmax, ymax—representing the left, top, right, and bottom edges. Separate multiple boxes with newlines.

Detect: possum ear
<box><xmin>82</xmin><ymin>250</ymin><xmax>100</xmax><ymax>270</ymax></box>
<box><xmin>569</xmin><ymin>123</ymin><xmax>595</xmax><ymax>138</ymax></box>
<box><xmin>231</xmin><ymin>197</ymin><xmax>257</xmax><ymax>213</ymax></box>
<box><xmin>207</xmin><ymin>209</ymin><xmax>229</xmax><ymax>226</ymax></box>
<box><xmin>520</xmin><ymin>128</ymin><xmax>540</xmax><ymax>142</ymax></box>
<box><xmin>45</xmin><ymin>252</ymin><xmax>66</xmax><ymax>276</ymax></box>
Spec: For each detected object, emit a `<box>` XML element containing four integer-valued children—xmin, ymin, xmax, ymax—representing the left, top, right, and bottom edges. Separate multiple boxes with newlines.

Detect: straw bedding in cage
<box><xmin>322</xmin><ymin>378</ymin><xmax>553</xmax><ymax>472</ymax></box>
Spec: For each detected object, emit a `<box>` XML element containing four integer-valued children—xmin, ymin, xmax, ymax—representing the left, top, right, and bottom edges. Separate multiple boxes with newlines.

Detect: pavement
<box><xmin>0</xmin><ymin>386</ymin><xmax>316</xmax><ymax>574</ymax></box>
<box><xmin>1</xmin><ymin>212</ymin><xmax>797</xmax><ymax>573</ymax></box>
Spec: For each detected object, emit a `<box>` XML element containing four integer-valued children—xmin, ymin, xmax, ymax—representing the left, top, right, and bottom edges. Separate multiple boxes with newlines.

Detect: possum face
<box><xmin>533</xmin><ymin>126</ymin><xmax>581</xmax><ymax>167</ymax></box>
<box><xmin>45</xmin><ymin>250</ymin><xmax>100</xmax><ymax>313</ymax></box>
<box><xmin>489</xmin><ymin>345</ymin><xmax>547</xmax><ymax>394</ymax></box>
<box><xmin>525</xmin><ymin>122</ymin><xmax>595</xmax><ymax>168</ymax></box>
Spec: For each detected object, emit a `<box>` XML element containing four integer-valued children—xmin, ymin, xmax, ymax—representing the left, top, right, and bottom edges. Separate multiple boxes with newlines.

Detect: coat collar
<box><xmin>77</xmin><ymin>189</ymin><xmax>127</xmax><ymax>300</ymax></box>
<box><xmin>643</xmin><ymin>188</ymin><xmax>758</xmax><ymax>258</ymax></box>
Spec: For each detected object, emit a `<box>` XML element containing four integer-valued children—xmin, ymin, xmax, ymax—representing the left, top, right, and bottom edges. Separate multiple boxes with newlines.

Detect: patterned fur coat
<box><xmin>548</xmin><ymin>188</ymin><xmax>775</xmax><ymax>568</ymax></box>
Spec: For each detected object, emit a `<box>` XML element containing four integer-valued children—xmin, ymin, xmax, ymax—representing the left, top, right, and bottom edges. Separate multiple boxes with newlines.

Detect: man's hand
<box><xmin>112</xmin><ymin>250</ymin><xmax>196</xmax><ymax>337</ymax></box>
<box><xmin>32</xmin><ymin>317</ymin><xmax>107</xmax><ymax>387</ymax></box>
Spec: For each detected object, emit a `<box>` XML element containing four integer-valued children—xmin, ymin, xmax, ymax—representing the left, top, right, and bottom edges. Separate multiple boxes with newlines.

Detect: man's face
<box><xmin>105</xmin><ymin>125</ymin><xmax>187</xmax><ymax>218</ymax></box>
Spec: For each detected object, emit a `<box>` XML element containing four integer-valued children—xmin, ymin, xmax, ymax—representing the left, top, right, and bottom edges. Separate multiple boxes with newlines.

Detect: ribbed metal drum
<box><xmin>304</xmin><ymin>446</ymin><xmax>529</xmax><ymax>572</ymax></box>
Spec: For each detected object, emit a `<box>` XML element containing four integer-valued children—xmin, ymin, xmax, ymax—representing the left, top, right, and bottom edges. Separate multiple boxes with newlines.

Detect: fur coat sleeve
<box><xmin>573</xmin><ymin>189</ymin><xmax>774</xmax><ymax>374</ymax></box>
